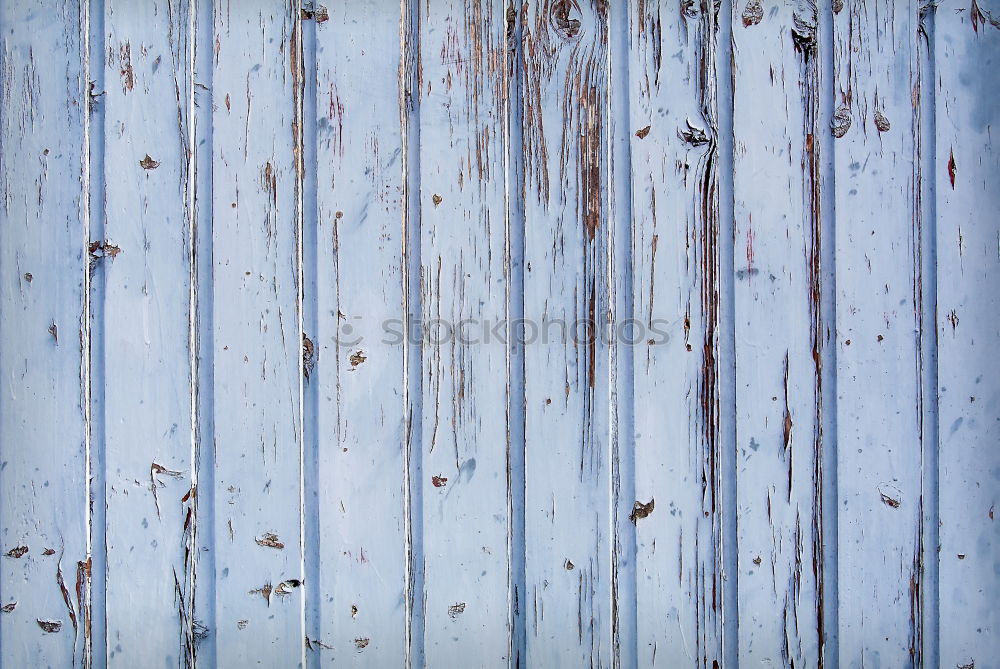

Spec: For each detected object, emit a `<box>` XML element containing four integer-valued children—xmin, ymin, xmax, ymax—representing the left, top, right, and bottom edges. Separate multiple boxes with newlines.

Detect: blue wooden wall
<box><xmin>1</xmin><ymin>0</ymin><xmax>997</xmax><ymax>667</ymax></box>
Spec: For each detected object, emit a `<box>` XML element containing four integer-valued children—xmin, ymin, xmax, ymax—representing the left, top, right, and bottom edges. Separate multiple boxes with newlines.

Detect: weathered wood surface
<box><xmin>1</xmin><ymin>2</ymin><xmax>89</xmax><ymax>667</ymax></box>
<box><xmin>935</xmin><ymin>3</ymin><xmax>1000</xmax><ymax>668</ymax></box>
<box><xmin>732</xmin><ymin>2</ymin><xmax>824</xmax><ymax>666</ymax></box>
<box><xmin>520</xmin><ymin>2</ymin><xmax>613</xmax><ymax>666</ymax></box>
<box><xmin>1</xmin><ymin>1</ymin><xmax>997</xmax><ymax>667</ymax></box>
<box><xmin>98</xmin><ymin>2</ymin><xmax>196</xmax><ymax>666</ymax></box>
<box><xmin>833</xmin><ymin>0</ymin><xmax>926</xmax><ymax>665</ymax></box>
<box><xmin>307</xmin><ymin>2</ymin><xmax>407</xmax><ymax>665</ymax></box>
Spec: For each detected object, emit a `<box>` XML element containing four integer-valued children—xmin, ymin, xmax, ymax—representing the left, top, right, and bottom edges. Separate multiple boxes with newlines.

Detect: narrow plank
<box><xmin>731</xmin><ymin>2</ymin><xmax>824</xmax><ymax>665</ymax></box>
<box><xmin>210</xmin><ymin>1</ymin><xmax>305</xmax><ymax>664</ymax></box>
<box><xmin>935</xmin><ymin>3</ymin><xmax>1000</xmax><ymax>667</ymax></box>
<box><xmin>98</xmin><ymin>1</ymin><xmax>196</xmax><ymax>665</ymax></box>
<box><xmin>307</xmin><ymin>2</ymin><xmax>407</xmax><ymax>663</ymax></box>
<box><xmin>626</xmin><ymin>0</ymin><xmax>725</xmax><ymax>664</ymax></box>
<box><xmin>608</xmin><ymin>0</ymin><xmax>637</xmax><ymax>666</ymax></box>
<box><xmin>521</xmin><ymin>2</ymin><xmax>613</xmax><ymax>665</ymax></box>
<box><xmin>416</xmin><ymin>0</ymin><xmax>513</xmax><ymax>664</ymax></box>
<box><xmin>191</xmin><ymin>0</ymin><xmax>217</xmax><ymax>663</ymax></box>
<box><xmin>833</xmin><ymin>0</ymin><xmax>926</xmax><ymax>663</ymax></box>
<box><xmin>0</xmin><ymin>1</ymin><xmax>89</xmax><ymax>667</ymax></box>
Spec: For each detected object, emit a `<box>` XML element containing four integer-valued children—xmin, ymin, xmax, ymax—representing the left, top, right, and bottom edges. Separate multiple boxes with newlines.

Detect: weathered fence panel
<box><xmin>935</xmin><ymin>5</ymin><xmax>1000</xmax><ymax>669</ymax></box>
<box><xmin>520</xmin><ymin>2</ymin><xmax>615</xmax><ymax>667</ymax></box>
<box><xmin>833</xmin><ymin>0</ymin><xmax>927</xmax><ymax>665</ymax></box>
<box><xmin>732</xmin><ymin>1</ymin><xmax>825</xmax><ymax>665</ymax></box>
<box><xmin>308</xmin><ymin>2</ymin><xmax>408</xmax><ymax>665</ymax></box>
<box><xmin>98</xmin><ymin>1</ymin><xmax>195</xmax><ymax>665</ymax></box>
<box><xmin>209</xmin><ymin>2</ymin><xmax>305</xmax><ymax>665</ymax></box>
<box><xmin>1</xmin><ymin>1</ymin><xmax>997</xmax><ymax>668</ymax></box>
<box><xmin>628</xmin><ymin>0</ymin><xmax>728</xmax><ymax>665</ymax></box>
<box><xmin>1</xmin><ymin>2</ymin><xmax>88</xmax><ymax>666</ymax></box>
<box><xmin>416</xmin><ymin>0</ymin><xmax>514</xmax><ymax>665</ymax></box>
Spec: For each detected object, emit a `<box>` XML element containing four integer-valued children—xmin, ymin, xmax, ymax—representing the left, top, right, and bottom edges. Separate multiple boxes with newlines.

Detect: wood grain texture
<box><xmin>833</xmin><ymin>0</ymin><xmax>926</xmax><ymax>664</ymax></box>
<box><xmin>416</xmin><ymin>0</ymin><xmax>513</xmax><ymax>665</ymax></box>
<box><xmin>0</xmin><ymin>2</ymin><xmax>89</xmax><ymax>666</ymax></box>
<box><xmin>97</xmin><ymin>1</ymin><xmax>196</xmax><ymax>665</ymax></box>
<box><xmin>208</xmin><ymin>1</ymin><xmax>304</xmax><ymax>665</ymax></box>
<box><xmin>731</xmin><ymin>1</ymin><xmax>824</xmax><ymax>665</ymax></box>
<box><xmin>627</xmin><ymin>0</ymin><xmax>725</xmax><ymax>665</ymax></box>
<box><xmin>521</xmin><ymin>1</ymin><xmax>613</xmax><ymax>666</ymax></box>
<box><xmin>934</xmin><ymin>2</ymin><xmax>1000</xmax><ymax>667</ymax></box>
<box><xmin>307</xmin><ymin>2</ymin><xmax>407</xmax><ymax>664</ymax></box>
<box><xmin>2</xmin><ymin>1</ymin><xmax>999</xmax><ymax>666</ymax></box>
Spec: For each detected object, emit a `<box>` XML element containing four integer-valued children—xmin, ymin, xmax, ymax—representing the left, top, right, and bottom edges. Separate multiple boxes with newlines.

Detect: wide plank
<box><xmin>935</xmin><ymin>2</ymin><xmax>1000</xmax><ymax>667</ymax></box>
<box><xmin>731</xmin><ymin>1</ymin><xmax>824</xmax><ymax>665</ymax></box>
<box><xmin>98</xmin><ymin>1</ymin><xmax>197</xmax><ymax>665</ymax></box>
<box><xmin>627</xmin><ymin>0</ymin><xmax>725</xmax><ymax>664</ymax></box>
<box><xmin>416</xmin><ymin>0</ymin><xmax>514</xmax><ymax>664</ymax></box>
<box><xmin>0</xmin><ymin>2</ymin><xmax>89</xmax><ymax>667</ymax></box>
<box><xmin>209</xmin><ymin>1</ymin><xmax>305</xmax><ymax>664</ymax></box>
<box><xmin>833</xmin><ymin>0</ymin><xmax>926</xmax><ymax>663</ymax></box>
<box><xmin>306</xmin><ymin>2</ymin><xmax>408</xmax><ymax>664</ymax></box>
<box><xmin>521</xmin><ymin>2</ymin><xmax>613</xmax><ymax>666</ymax></box>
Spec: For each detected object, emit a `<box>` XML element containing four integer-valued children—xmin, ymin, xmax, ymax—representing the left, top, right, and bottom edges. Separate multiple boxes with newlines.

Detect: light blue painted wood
<box><xmin>0</xmin><ymin>2</ymin><xmax>996</xmax><ymax>667</ymax></box>
<box><xmin>833</xmin><ymin>1</ymin><xmax>927</xmax><ymax>664</ymax></box>
<box><xmin>732</xmin><ymin>2</ymin><xmax>824</xmax><ymax>666</ymax></box>
<box><xmin>627</xmin><ymin>0</ymin><xmax>727</xmax><ymax>665</ymax></box>
<box><xmin>417</xmin><ymin>1</ymin><xmax>514</xmax><ymax>665</ymax></box>
<box><xmin>98</xmin><ymin>1</ymin><xmax>196</xmax><ymax>666</ymax></box>
<box><xmin>520</xmin><ymin>2</ymin><xmax>614</xmax><ymax>666</ymax></box>
<box><xmin>935</xmin><ymin>2</ymin><xmax>1000</xmax><ymax>667</ymax></box>
<box><xmin>0</xmin><ymin>2</ymin><xmax>89</xmax><ymax>666</ymax></box>
<box><xmin>208</xmin><ymin>1</ymin><xmax>304</xmax><ymax>665</ymax></box>
<box><xmin>309</xmin><ymin>1</ymin><xmax>408</xmax><ymax>664</ymax></box>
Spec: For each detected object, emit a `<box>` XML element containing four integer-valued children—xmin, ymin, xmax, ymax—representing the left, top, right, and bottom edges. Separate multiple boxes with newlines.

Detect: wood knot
<box><xmin>550</xmin><ymin>0</ymin><xmax>581</xmax><ymax>39</ymax></box>
<box><xmin>831</xmin><ymin>106</ymin><xmax>852</xmax><ymax>138</ymax></box>
<box><xmin>629</xmin><ymin>498</ymin><xmax>655</xmax><ymax>523</ymax></box>
<box><xmin>742</xmin><ymin>0</ymin><xmax>763</xmax><ymax>27</ymax></box>
<box><xmin>874</xmin><ymin>110</ymin><xmax>891</xmax><ymax>132</ymax></box>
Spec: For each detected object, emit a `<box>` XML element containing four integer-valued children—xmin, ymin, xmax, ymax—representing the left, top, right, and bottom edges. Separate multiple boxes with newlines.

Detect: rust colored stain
<box><xmin>5</xmin><ymin>545</ymin><xmax>28</xmax><ymax>558</ymax></box>
<box><xmin>629</xmin><ymin>499</ymin><xmax>654</xmax><ymax>524</ymax></box>
<box><xmin>742</xmin><ymin>0</ymin><xmax>763</xmax><ymax>27</ymax></box>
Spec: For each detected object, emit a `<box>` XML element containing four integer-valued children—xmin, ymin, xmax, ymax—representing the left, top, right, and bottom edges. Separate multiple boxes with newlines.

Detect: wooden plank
<box><xmin>191</xmin><ymin>0</ymin><xmax>217</xmax><ymax>663</ymax></box>
<box><xmin>307</xmin><ymin>2</ymin><xmax>407</xmax><ymax>664</ymax></box>
<box><xmin>731</xmin><ymin>2</ymin><xmax>824</xmax><ymax>665</ymax></box>
<box><xmin>626</xmin><ymin>0</ymin><xmax>725</xmax><ymax>664</ymax></box>
<box><xmin>833</xmin><ymin>0</ymin><xmax>926</xmax><ymax>664</ymax></box>
<box><xmin>520</xmin><ymin>2</ymin><xmax>612</xmax><ymax>666</ymax></box>
<box><xmin>415</xmin><ymin>0</ymin><xmax>513</xmax><ymax>664</ymax></box>
<box><xmin>934</xmin><ymin>3</ymin><xmax>1000</xmax><ymax>667</ymax></box>
<box><xmin>209</xmin><ymin>1</ymin><xmax>305</xmax><ymax>665</ymax></box>
<box><xmin>97</xmin><ymin>1</ymin><xmax>196</xmax><ymax>665</ymax></box>
<box><xmin>0</xmin><ymin>2</ymin><xmax>90</xmax><ymax>667</ymax></box>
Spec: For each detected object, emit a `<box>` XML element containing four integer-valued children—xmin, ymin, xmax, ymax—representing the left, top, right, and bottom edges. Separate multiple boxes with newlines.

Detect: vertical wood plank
<box><xmin>0</xmin><ymin>0</ymin><xmax>91</xmax><ymax>661</ymax></box>
<box><xmin>416</xmin><ymin>1</ymin><xmax>513</xmax><ymax>664</ymax></box>
<box><xmin>210</xmin><ymin>1</ymin><xmax>305</xmax><ymax>664</ymax></box>
<box><xmin>0</xmin><ymin>2</ymin><xmax>89</xmax><ymax>667</ymax></box>
<box><xmin>307</xmin><ymin>2</ymin><xmax>407</xmax><ymax>663</ymax></box>
<box><xmin>731</xmin><ymin>2</ymin><xmax>824</xmax><ymax>665</ymax></box>
<box><xmin>626</xmin><ymin>0</ymin><xmax>724</xmax><ymax>664</ymax></box>
<box><xmin>935</xmin><ymin>2</ymin><xmax>1000</xmax><ymax>667</ymax></box>
<box><xmin>833</xmin><ymin>0</ymin><xmax>925</xmax><ymax>664</ymax></box>
<box><xmin>192</xmin><ymin>0</ymin><xmax>217</xmax><ymax>664</ymax></box>
<box><xmin>97</xmin><ymin>1</ymin><xmax>196</xmax><ymax>665</ymax></box>
<box><xmin>521</xmin><ymin>2</ymin><xmax>612</xmax><ymax>666</ymax></box>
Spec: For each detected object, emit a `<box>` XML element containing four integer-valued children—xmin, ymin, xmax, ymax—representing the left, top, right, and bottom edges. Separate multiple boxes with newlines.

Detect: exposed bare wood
<box><xmin>0</xmin><ymin>1</ymin><xmax>995</xmax><ymax>666</ymax></box>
